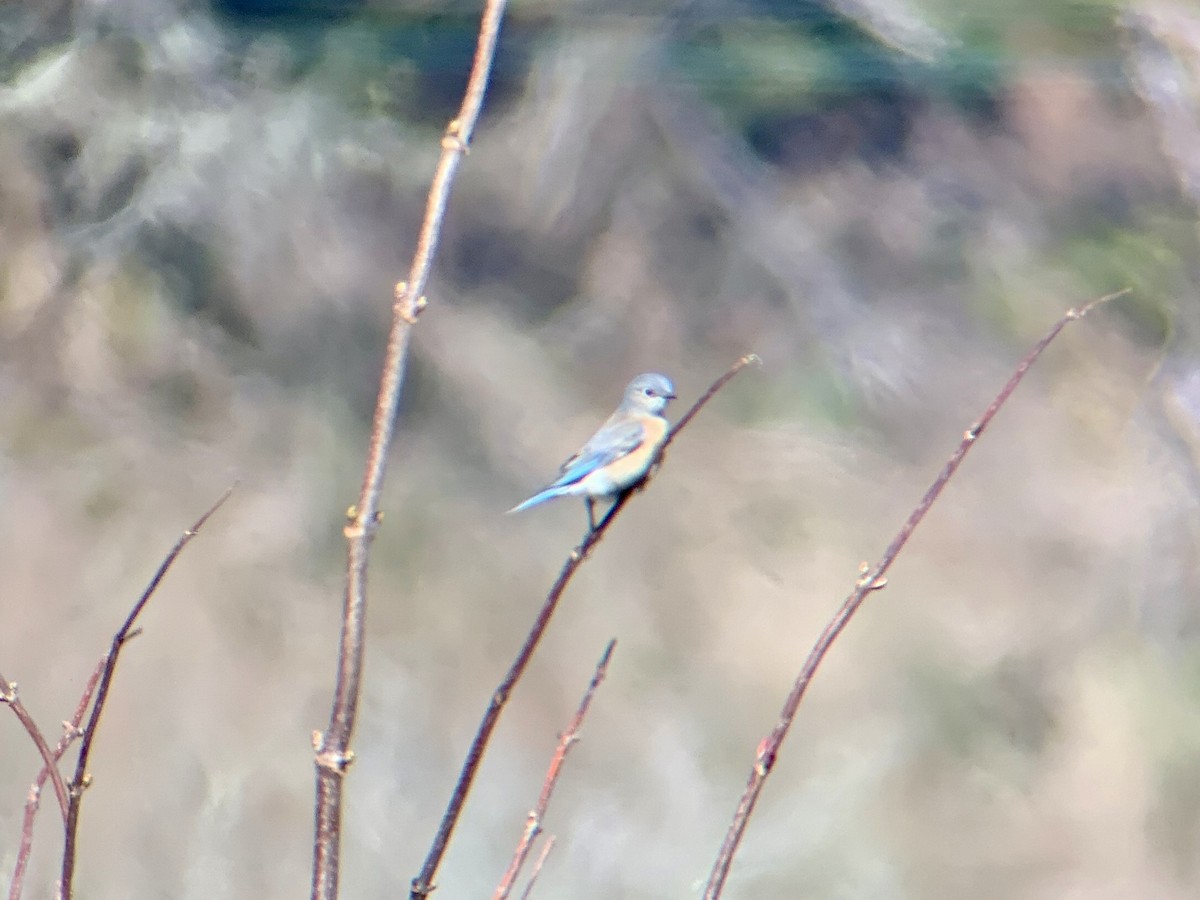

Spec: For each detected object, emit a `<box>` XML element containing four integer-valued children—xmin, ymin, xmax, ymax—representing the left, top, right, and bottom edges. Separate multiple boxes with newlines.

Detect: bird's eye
<box><xmin>644</xmin><ymin>388</ymin><xmax>656</xmax><ymax>397</ymax></box>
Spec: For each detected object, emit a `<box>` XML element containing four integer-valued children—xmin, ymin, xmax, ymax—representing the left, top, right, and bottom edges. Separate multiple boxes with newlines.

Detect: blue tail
<box><xmin>508</xmin><ymin>485</ymin><xmax>572</xmax><ymax>514</ymax></box>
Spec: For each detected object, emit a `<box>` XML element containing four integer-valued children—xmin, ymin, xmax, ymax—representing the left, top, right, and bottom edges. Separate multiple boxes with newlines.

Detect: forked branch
<box><xmin>59</xmin><ymin>486</ymin><xmax>234</xmax><ymax>899</ymax></box>
<box><xmin>0</xmin><ymin>672</ymin><xmax>70</xmax><ymax>825</ymax></box>
<box><xmin>8</xmin><ymin>657</ymin><xmax>105</xmax><ymax>900</ymax></box>
<box><xmin>518</xmin><ymin>835</ymin><xmax>556</xmax><ymax>900</ymax></box>
<box><xmin>411</xmin><ymin>354</ymin><xmax>758</xmax><ymax>899</ymax></box>
<box><xmin>494</xmin><ymin>639</ymin><xmax>616</xmax><ymax>899</ymax></box>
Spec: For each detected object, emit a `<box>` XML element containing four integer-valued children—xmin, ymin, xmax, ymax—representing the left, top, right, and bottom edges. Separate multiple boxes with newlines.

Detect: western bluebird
<box><xmin>509</xmin><ymin>372</ymin><xmax>678</xmax><ymax>531</ymax></box>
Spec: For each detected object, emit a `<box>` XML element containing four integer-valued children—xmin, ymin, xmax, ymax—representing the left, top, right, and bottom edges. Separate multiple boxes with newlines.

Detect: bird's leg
<box><xmin>585</xmin><ymin>497</ymin><xmax>597</xmax><ymax>533</ymax></box>
<box><xmin>597</xmin><ymin>494</ymin><xmax>625</xmax><ymax>531</ymax></box>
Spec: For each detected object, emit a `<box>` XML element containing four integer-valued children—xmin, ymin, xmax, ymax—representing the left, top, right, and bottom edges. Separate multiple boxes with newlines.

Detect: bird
<box><xmin>509</xmin><ymin>373</ymin><xmax>678</xmax><ymax>531</ymax></box>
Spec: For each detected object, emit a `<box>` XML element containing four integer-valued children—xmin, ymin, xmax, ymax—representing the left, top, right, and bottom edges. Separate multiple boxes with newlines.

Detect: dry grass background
<box><xmin>4</xmin><ymin>1</ymin><xmax>1200</xmax><ymax>897</ymax></box>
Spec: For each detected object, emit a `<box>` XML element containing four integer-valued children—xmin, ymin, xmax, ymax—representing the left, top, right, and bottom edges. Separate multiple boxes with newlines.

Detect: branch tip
<box><xmin>61</xmin><ymin>486</ymin><xmax>232</xmax><ymax>898</ymax></box>
<box><xmin>600</xmin><ymin>638</ymin><xmax>616</xmax><ymax>666</ymax></box>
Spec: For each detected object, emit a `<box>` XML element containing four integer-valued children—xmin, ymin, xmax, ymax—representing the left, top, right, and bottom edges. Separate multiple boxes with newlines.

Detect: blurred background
<box><xmin>3</xmin><ymin>0</ymin><xmax>1200</xmax><ymax>896</ymax></box>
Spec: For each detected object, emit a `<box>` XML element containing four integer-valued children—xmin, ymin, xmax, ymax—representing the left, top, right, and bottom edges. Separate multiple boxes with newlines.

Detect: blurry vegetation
<box><xmin>4</xmin><ymin>0</ymin><xmax>1200</xmax><ymax>897</ymax></box>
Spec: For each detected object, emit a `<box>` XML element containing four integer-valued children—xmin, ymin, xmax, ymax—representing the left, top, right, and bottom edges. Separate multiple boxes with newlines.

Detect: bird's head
<box><xmin>623</xmin><ymin>372</ymin><xmax>677</xmax><ymax>415</ymax></box>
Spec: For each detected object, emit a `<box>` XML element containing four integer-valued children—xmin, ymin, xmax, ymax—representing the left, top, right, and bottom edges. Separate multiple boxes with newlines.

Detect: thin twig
<box><xmin>9</xmin><ymin>656</ymin><xmax>105</xmax><ymax>900</ymax></box>
<box><xmin>668</xmin><ymin>355</ymin><xmax>761</xmax><ymax>442</ymax></box>
<box><xmin>411</xmin><ymin>355</ymin><xmax>757</xmax><ymax>899</ymax></box>
<box><xmin>518</xmin><ymin>835</ymin><xmax>556</xmax><ymax>900</ymax></box>
<box><xmin>309</xmin><ymin>1</ymin><xmax>512</xmax><ymax>898</ymax></box>
<box><xmin>0</xmin><ymin>673</ymin><xmax>70</xmax><ymax>823</ymax></box>
<box><xmin>59</xmin><ymin>486</ymin><xmax>234</xmax><ymax>900</ymax></box>
<box><xmin>701</xmin><ymin>290</ymin><xmax>1128</xmax><ymax>899</ymax></box>
<box><xmin>494</xmin><ymin>640</ymin><xmax>616</xmax><ymax>900</ymax></box>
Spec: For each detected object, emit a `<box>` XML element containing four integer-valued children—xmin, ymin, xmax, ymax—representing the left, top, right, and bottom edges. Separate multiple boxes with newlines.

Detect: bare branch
<box><xmin>0</xmin><ymin>674</ymin><xmax>70</xmax><ymax>824</ymax></box>
<box><xmin>702</xmin><ymin>290</ymin><xmax>1129</xmax><ymax>898</ymax></box>
<box><xmin>411</xmin><ymin>355</ymin><xmax>756</xmax><ymax>899</ymax></box>
<box><xmin>309</xmin><ymin>1</ymin><xmax>512</xmax><ymax>898</ymax></box>
<box><xmin>518</xmin><ymin>835</ymin><xmax>556</xmax><ymax>900</ymax></box>
<box><xmin>8</xmin><ymin>657</ymin><xmax>104</xmax><ymax>900</ymax></box>
<box><xmin>494</xmin><ymin>640</ymin><xmax>616</xmax><ymax>900</ymax></box>
<box><xmin>59</xmin><ymin>486</ymin><xmax>234</xmax><ymax>900</ymax></box>
<box><xmin>667</xmin><ymin>354</ymin><xmax>761</xmax><ymax>442</ymax></box>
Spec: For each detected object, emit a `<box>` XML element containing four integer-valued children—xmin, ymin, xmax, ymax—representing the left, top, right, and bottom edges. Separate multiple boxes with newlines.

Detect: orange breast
<box><xmin>591</xmin><ymin>415</ymin><xmax>669</xmax><ymax>492</ymax></box>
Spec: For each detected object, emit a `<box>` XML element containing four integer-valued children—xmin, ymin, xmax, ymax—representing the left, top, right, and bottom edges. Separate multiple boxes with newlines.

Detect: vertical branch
<box><xmin>59</xmin><ymin>487</ymin><xmax>234</xmax><ymax>899</ymax></box>
<box><xmin>309</xmin><ymin>2</ymin><xmax>511</xmax><ymax>899</ymax></box>
<box><xmin>8</xmin><ymin>657</ymin><xmax>105</xmax><ymax>900</ymax></box>
<box><xmin>493</xmin><ymin>640</ymin><xmax>616</xmax><ymax>900</ymax></box>
<box><xmin>702</xmin><ymin>291</ymin><xmax>1129</xmax><ymax>899</ymax></box>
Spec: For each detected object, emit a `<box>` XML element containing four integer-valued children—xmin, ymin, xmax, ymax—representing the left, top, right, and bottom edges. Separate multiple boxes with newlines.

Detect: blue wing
<box><xmin>553</xmin><ymin>418</ymin><xmax>645</xmax><ymax>486</ymax></box>
<box><xmin>508</xmin><ymin>418</ymin><xmax>645</xmax><ymax>513</ymax></box>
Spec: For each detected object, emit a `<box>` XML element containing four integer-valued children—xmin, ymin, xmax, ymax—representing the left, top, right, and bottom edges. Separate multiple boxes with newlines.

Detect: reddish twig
<box><xmin>8</xmin><ymin>656</ymin><xmax>105</xmax><ymax>900</ymax></box>
<box><xmin>309</xmin><ymin>2</ymin><xmax>512</xmax><ymax>898</ymax></box>
<box><xmin>493</xmin><ymin>640</ymin><xmax>616</xmax><ymax>900</ymax></box>
<box><xmin>518</xmin><ymin>835</ymin><xmax>556</xmax><ymax>900</ymax></box>
<box><xmin>59</xmin><ymin>486</ymin><xmax>234</xmax><ymax>900</ymax></box>
<box><xmin>668</xmin><ymin>355</ymin><xmax>760</xmax><ymax>441</ymax></box>
<box><xmin>411</xmin><ymin>355</ymin><xmax>757</xmax><ymax>899</ymax></box>
<box><xmin>0</xmin><ymin>673</ymin><xmax>70</xmax><ymax>824</ymax></box>
<box><xmin>702</xmin><ymin>291</ymin><xmax>1129</xmax><ymax>899</ymax></box>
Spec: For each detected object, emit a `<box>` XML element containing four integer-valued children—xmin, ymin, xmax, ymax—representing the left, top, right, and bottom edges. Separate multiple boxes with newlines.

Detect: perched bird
<box><xmin>509</xmin><ymin>373</ymin><xmax>678</xmax><ymax>531</ymax></box>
